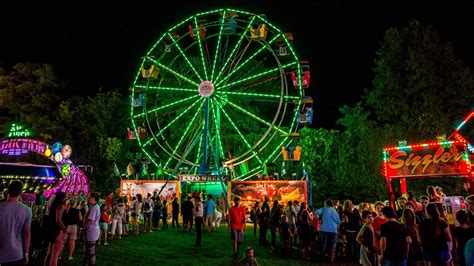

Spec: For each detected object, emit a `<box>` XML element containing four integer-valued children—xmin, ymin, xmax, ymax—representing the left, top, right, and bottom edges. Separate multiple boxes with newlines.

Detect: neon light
<box><xmin>215</xmin><ymin>100</ymin><xmax>263</xmax><ymax>164</ymax></box>
<box><xmin>211</xmin><ymin>11</ymin><xmax>226</xmax><ymax>81</ymax></box>
<box><xmin>214</xmin><ymin>95</ymin><xmax>286</xmax><ymax>134</ymax></box>
<box><xmin>134</xmin><ymin>85</ymin><xmax>197</xmax><ymax>93</ymax></box>
<box><xmin>213</xmin><ymin>16</ymin><xmax>256</xmax><ymax>84</ymax></box>
<box><xmin>133</xmin><ymin>95</ymin><xmax>200</xmax><ymax>118</ymax></box>
<box><xmin>166</xmin><ymin>32</ymin><xmax>203</xmax><ymax>81</ymax></box>
<box><xmin>194</xmin><ymin>16</ymin><xmax>209</xmax><ymax>81</ymax></box>
<box><xmin>147</xmin><ymin>57</ymin><xmax>200</xmax><ymax>87</ymax></box>
<box><xmin>217</xmin><ymin>91</ymin><xmax>299</xmax><ymax>100</ymax></box>
<box><xmin>218</xmin><ymin>62</ymin><xmax>297</xmax><ymax>90</ymax></box>
<box><xmin>7</xmin><ymin>123</ymin><xmax>32</xmax><ymax>138</ymax></box>
<box><xmin>215</xmin><ymin>33</ymin><xmax>282</xmax><ymax>87</ymax></box>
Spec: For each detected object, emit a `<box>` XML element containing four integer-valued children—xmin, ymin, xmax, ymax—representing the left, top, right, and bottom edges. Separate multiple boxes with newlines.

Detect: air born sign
<box><xmin>384</xmin><ymin>143</ymin><xmax>470</xmax><ymax>178</ymax></box>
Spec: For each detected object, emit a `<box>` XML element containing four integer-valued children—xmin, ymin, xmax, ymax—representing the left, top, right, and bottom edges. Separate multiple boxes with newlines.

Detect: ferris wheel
<box><xmin>129</xmin><ymin>8</ymin><xmax>309</xmax><ymax>181</ymax></box>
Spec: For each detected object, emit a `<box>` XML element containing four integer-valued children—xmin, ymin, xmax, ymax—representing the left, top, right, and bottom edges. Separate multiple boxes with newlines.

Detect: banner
<box><xmin>120</xmin><ymin>180</ymin><xmax>179</xmax><ymax>203</ymax></box>
<box><xmin>383</xmin><ymin>141</ymin><xmax>471</xmax><ymax>178</ymax></box>
<box><xmin>230</xmin><ymin>181</ymin><xmax>307</xmax><ymax>212</ymax></box>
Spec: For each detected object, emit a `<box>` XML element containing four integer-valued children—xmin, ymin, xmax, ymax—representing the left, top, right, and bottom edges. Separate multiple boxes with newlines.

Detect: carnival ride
<box><xmin>129</xmin><ymin>8</ymin><xmax>312</xmax><ymax>184</ymax></box>
<box><xmin>0</xmin><ymin>137</ymin><xmax>89</xmax><ymax>197</ymax></box>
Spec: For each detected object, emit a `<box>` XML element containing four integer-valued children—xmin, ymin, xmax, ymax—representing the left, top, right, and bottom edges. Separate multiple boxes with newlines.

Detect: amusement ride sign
<box><xmin>178</xmin><ymin>174</ymin><xmax>229</xmax><ymax>182</ymax></box>
<box><xmin>383</xmin><ymin>140</ymin><xmax>471</xmax><ymax>178</ymax></box>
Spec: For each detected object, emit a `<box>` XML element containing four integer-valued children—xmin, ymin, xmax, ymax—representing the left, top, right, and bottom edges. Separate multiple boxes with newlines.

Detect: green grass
<box><xmin>64</xmin><ymin>225</ymin><xmax>318</xmax><ymax>266</ymax></box>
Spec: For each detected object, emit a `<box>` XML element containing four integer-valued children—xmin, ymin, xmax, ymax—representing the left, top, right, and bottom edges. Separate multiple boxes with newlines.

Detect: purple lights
<box><xmin>0</xmin><ymin>138</ymin><xmax>89</xmax><ymax>196</ymax></box>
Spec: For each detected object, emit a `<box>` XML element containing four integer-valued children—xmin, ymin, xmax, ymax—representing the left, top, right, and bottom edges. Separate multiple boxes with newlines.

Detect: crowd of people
<box><xmin>1</xmin><ymin>180</ymin><xmax>474</xmax><ymax>266</ymax></box>
<box><xmin>247</xmin><ymin>186</ymin><xmax>474</xmax><ymax>266</ymax></box>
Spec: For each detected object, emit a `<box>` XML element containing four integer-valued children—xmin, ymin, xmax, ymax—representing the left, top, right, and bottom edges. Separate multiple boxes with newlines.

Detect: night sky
<box><xmin>1</xmin><ymin>1</ymin><xmax>473</xmax><ymax>128</ymax></box>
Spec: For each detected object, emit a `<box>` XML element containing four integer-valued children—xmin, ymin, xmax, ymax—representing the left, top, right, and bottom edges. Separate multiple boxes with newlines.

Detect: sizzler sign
<box><xmin>384</xmin><ymin>142</ymin><xmax>470</xmax><ymax>178</ymax></box>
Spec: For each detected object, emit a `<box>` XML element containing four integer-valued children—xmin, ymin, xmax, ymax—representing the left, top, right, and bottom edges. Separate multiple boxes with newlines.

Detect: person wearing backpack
<box><xmin>143</xmin><ymin>193</ymin><xmax>154</xmax><ymax>232</ymax></box>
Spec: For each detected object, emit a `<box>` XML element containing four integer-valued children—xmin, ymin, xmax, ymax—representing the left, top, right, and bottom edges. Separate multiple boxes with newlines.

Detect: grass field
<box><xmin>55</xmin><ymin>224</ymin><xmax>340</xmax><ymax>266</ymax></box>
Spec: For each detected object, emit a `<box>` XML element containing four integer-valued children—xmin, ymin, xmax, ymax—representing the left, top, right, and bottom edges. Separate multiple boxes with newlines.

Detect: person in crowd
<box><xmin>396</xmin><ymin>197</ymin><xmax>408</xmax><ymax>219</ymax></box>
<box><xmin>359</xmin><ymin>202</ymin><xmax>370</xmax><ymax>213</ymax></box>
<box><xmin>212</xmin><ymin>206</ymin><xmax>223</xmax><ymax>230</ymax></box>
<box><xmin>204</xmin><ymin>194</ymin><xmax>215</xmax><ymax>231</ymax></box>
<box><xmin>259</xmin><ymin>195</ymin><xmax>270</xmax><ymax>245</ymax></box>
<box><xmin>99</xmin><ymin>204</ymin><xmax>111</xmax><ymax>245</ymax></box>
<box><xmin>427</xmin><ymin>186</ymin><xmax>442</xmax><ymax>203</ymax></box>
<box><xmin>193</xmin><ymin>197</ymin><xmax>204</xmax><ymax>247</ymax></box>
<box><xmin>182</xmin><ymin>196</ymin><xmax>194</xmax><ymax>232</ymax></box>
<box><xmin>415</xmin><ymin>196</ymin><xmax>429</xmax><ymax>222</ymax></box>
<box><xmin>172</xmin><ymin>197</ymin><xmax>180</xmax><ymax>228</ymax></box>
<box><xmin>419</xmin><ymin>203</ymin><xmax>453</xmax><ymax>266</ymax></box>
<box><xmin>462</xmin><ymin>180</ymin><xmax>471</xmax><ymax>198</ymax></box>
<box><xmin>380</xmin><ymin>206</ymin><xmax>412</xmax><ymax>266</ymax></box>
<box><xmin>0</xmin><ymin>180</ymin><xmax>31</xmax><ymax>266</ymax></box>
<box><xmin>229</xmin><ymin>197</ymin><xmax>246</xmax><ymax>258</ymax></box>
<box><xmin>201</xmin><ymin>189</ymin><xmax>207</xmax><ymax>203</ymax></box>
<box><xmin>105</xmin><ymin>191</ymin><xmax>113</xmax><ymax>213</ymax></box>
<box><xmin>44</xmin><ymin>192</ymin><xmax>67</xmax><ymax>266</ymax></box>
<box><xmin>297</xmin><ymin>202</ymin><xmax>312</xmax><ymax>260</ymax></box>
<box><xmin>452</xmin><ymin>210</ymin><xmax>474</xmax><ymax>266</ymax></box>
<box><xmin>122</xmin><ymin>201</ymin><xmax>130</xmax><ymax>236</ymax></box>
<box><xmin>219</xmin><ymin>192</ymin><xmax>228</xmax><ymax>222</ymax></box>
<box><xmin>373</xmin><ymin>201</ymin><xmax>386</xmax><ymax>243</ymax></box>
<box><xmin>33</xmin><ymin>189</ymin><xmax>45</xmax><ymax>219</ymax></box>
<box><xmin>162</xmin><ymin>200</ymin><xmax>169</xmax><ymax>230</ymax></box>
<box><xmin>407</xmin><ymin>192</ymin><xmax>421</xmax><ymax>211</ymax></box>
<box><xmin>132</xmin><ymin>194</ymin><xmax>143</xmax><ymax>235</ymax></box>
<box><xmin>62</xmin><ymin>198</ymin><xmax>83</xmax><ymax>261</ymax></box>
<box><xmin>464</xmin><ymin>238</ymin><xmax>474</xmax><ymax>266</ymax></box>
<box><xmin>83</xmin><ymin>192</ymin><xmax>100</xmax><ymax>266</ymax></box>
<box><xmin>315</xmin><ymin>199</ymin><xmax>341</xmax><ymax>262</ymax></box>
<box><xmin>269</xmin><ymin>200</ymin><xmax>282</xmax><ymax>253</ymax></box>
<box><xmin>111</xmin><ymin>197</ymin><xmax>125</xmax><ymax>240</ymax></box>
<box><xmin>466</xmin><ymin>195</ymin><xmax>474</xmax><ymax>224</ymax></box>
<box><xmin>279</xmin><ymin>214</ymin><xmax>292</xmax><ymax>257</ymax></box>
<box><xmin>357</xmin><ymin>210</ymin><xmax>376</xmax><ymax>266</ymax></box>
<box><xmin>401</xmin><ymin>208</ymin><xmax>422</xmax><ymax>266</ymax></box>
<box><xmin>285</xmin><ymin>201</ymin><xmax>297</xmax><ymax>248</ymax></box>
<box><xmin>343</xmin><ymin>199</ymin><xmax>361</xmax><ymax>262</ymax></box>
<box><xmin>435</xmin><ymin>186</ymin><xmax>446</xmax><ymax>202</ymax></box>
<box><xmin>153</xmin><ymin>198</ymin><xmax>163</xmax><ymax>230</ymax></box>
<box><xmin>334</xmin><ymin>200</ymin><xmax>340</xmax><ymax>210</ymax></box>
<box><xmin>237</xmin><ymin>246</ymin><xmax>259</xmax><ymax>266</ymax></box>
<box><xmin>143</xmin><ymin>193</ymin><xmax>154</xmax><ymax>232</ymax></box>
<box><xmin>251</xmin><ymin>201</ymin><xmax>261</xmax><ymax>238</ymax></box>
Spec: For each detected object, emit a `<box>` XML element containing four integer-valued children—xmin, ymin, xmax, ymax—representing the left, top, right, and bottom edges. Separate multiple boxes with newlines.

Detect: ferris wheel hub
<box><xmin>198</xmin><ymin>81</ymin><xmax>214</xmax><ymax>97</ymax></box>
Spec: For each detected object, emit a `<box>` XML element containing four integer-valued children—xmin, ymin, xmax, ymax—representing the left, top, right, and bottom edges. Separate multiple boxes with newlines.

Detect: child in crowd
<box><xmin>99</xmin><ymin>204</ymin><xmax>110</xmax><ymax>245</ymax></box>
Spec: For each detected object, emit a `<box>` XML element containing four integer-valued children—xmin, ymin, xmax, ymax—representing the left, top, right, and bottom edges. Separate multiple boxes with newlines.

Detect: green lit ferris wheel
<box><xmin>129</xmin><ymin>8</ymin><xmax>310</xmax><ymax>181</ymax></box>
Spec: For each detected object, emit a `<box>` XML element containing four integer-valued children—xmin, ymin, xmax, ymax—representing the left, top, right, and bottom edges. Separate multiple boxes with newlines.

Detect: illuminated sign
<box><xmin>7</xmin><ymin>123</ymin><xmax>32</xmax><ymax>138</ymax></box>
<box><xmin>0</xmin><ymin>138</ymin><xmax>47</xmax><ymax>156</ymax></box>
<box><xmin>178</xmin><ymin>174</ymin><xmax>229</xmax><ymax>182</ymax></box>
<box><xmin>383</xmin><ymin>140</ymin><xmax>471</xmax><ymax>178</ymax></box>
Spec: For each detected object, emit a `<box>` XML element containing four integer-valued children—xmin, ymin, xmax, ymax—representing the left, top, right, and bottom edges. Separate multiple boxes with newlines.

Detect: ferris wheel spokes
<box><xmin>209</xmin><ymin>98</ymin><xmax>225</xmax><ymax>160</ymax></box>
<box><xmin>210</xmin><ymin>11</ymin><xmax>227</xmax><ymax>81</ymax></box>
<box><xmin>213</xmin><ymin>16</ymin><xmax>256</xmax><ymax>84</ymax></box>
<box><xmin>166</xmin><ymin>32</ymin><xmax>203</xmax><ymax>81</ymax></box>
<box><xmin>214</xmin><ymin>95</ymin><xmax>286</xmax><ymax>134</ymax></box>
<box><xmin>162</xmin><ymin>99</ymin><xmax>206</xmax><ymax>171</ymax></box>
<box><xmin>142</xmin><ymin>98</ymin><xmax>204</xmax><ymax>147</ymax></box>
<box><xmin>214</xmin><ymin>33</ymin><xmax>282</xmax><ymax>87</ymax></box>
<box><xmin>194</xmin><ymin>16</ymin><xmax>209</xmax><ymax>81</ymax></box>
<box><xmin>217</xmin><ymin>62</ymin><xmax>296</xmax><ymax>91</ymax></box>
<box><xmin>217</xmin><ymin>91</ymin><xmax>299</xmax><ymax>100</ymax></box>
<box><xmin>133</xmin><ymin>85</ymin><xmax>197</xmax><ymax>93</ymax></box>
<box><xmin>214</xmin><ymin>99</ymin><xmax>263</xmax><ymax>165</ymax></box>
<box><xmin>146</xmin><ymin>57</ymin><xmax>200</xmax><ymax>87</ymax></box>
<box><xmin>133</xmin><ymin>95</ymin><xmax>200</xmax><ymax>119</ymax></box>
